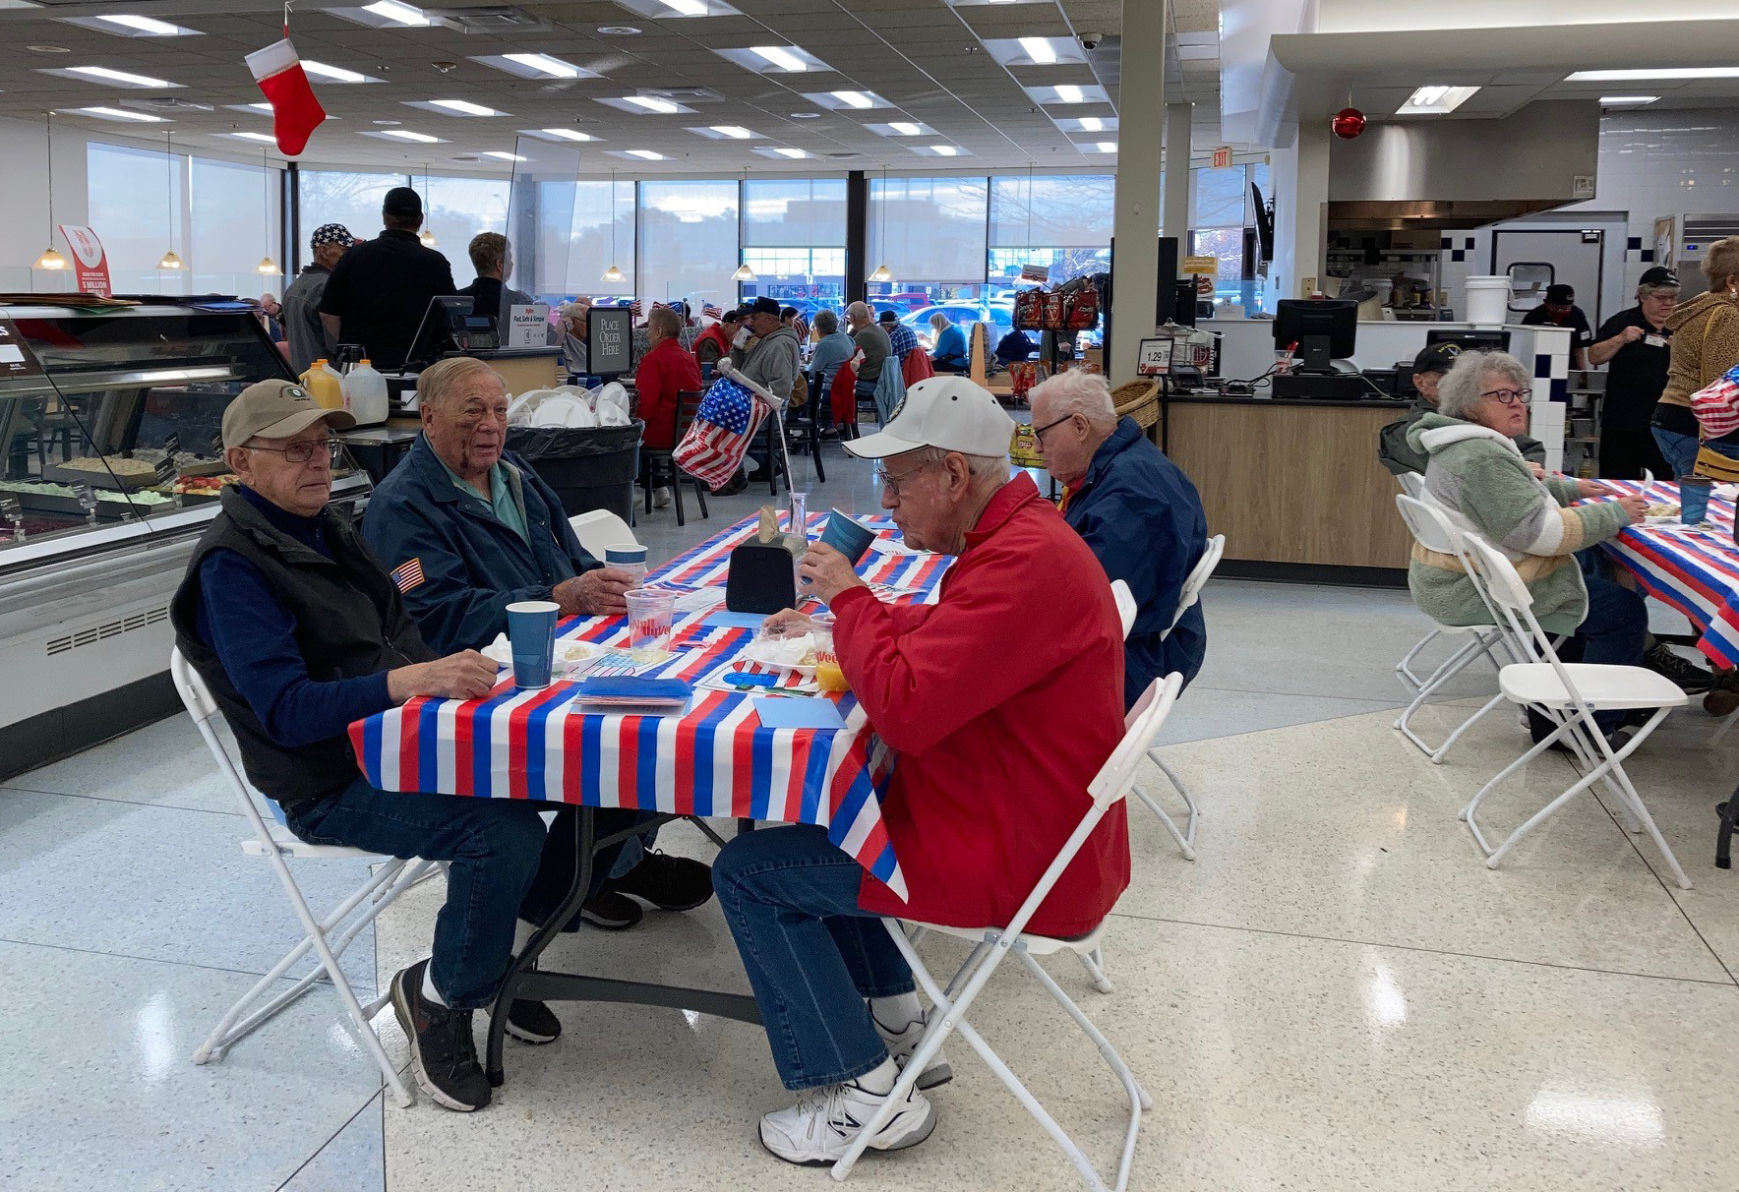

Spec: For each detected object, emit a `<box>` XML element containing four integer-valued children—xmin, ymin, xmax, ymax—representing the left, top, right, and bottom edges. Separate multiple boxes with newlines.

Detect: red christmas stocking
<box><xmin>245</xmin><ymin>38</ymin><xmax>327</xmax><ymax>156</ymax></box>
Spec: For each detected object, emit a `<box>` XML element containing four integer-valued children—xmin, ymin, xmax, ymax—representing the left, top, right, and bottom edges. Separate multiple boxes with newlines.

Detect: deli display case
<box><xmin>0</xmin><ymin>299</ymin><xmax>371</xmax><ymax>776</ymax></box>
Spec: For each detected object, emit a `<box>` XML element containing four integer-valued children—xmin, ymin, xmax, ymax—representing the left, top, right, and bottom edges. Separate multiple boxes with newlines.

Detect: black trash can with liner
<box><xmin>506</xmin><ymin>420</ymin><xmax>643</xmax><ymax>523</ymax></box>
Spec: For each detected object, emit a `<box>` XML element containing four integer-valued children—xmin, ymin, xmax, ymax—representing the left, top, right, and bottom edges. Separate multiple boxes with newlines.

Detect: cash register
<box><xmin>1270</xmin><ymin>299</ymin><xmax>1369</xmax><ymax>400</ymax></box>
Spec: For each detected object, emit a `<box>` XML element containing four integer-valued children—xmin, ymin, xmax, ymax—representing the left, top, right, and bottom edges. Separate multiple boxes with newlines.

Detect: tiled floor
<box><xmin>7</xmin><ymin>446</ymin><xmax>1739</xmax><ymax>1190</ymax></box>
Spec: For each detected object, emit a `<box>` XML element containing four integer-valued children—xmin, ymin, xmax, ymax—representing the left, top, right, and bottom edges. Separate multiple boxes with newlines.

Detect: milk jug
<box><xmin>342</xmin><ymin>359</ymin><xmax>389</xmax><ymax>426</ymax></box>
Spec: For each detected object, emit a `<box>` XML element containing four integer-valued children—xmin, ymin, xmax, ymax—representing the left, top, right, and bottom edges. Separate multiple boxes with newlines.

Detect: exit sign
<box><xmin>1211</xmin><ymin>146</ymin><xmax>1233</xmax><ymax>168</ymax></box>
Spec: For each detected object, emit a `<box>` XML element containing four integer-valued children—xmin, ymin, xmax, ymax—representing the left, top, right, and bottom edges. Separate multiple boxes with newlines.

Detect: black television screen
<box><xmin>1273</xmin><ymin>299</ymin><xmax>1357</xmax><ymax>371</ymax></box>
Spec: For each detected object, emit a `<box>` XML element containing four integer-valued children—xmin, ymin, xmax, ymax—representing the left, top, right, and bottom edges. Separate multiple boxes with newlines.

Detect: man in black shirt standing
<box><xmin>1520</xmin><ymin>282</ymin><xmax>1596</xmax><ymax>369</ymax></box>
<box><xmin>1590</xmin><ymin>266</ymin><xmax>1679</xmax><ymax>479</ymax></box>
<box><xmin>318</xmin><ymin>186</ymin><xmax>455</xmax><ymax>371</ymax></box>
<box><xmin>456</xmin><ymin>231</ymin><xmax>533</xmax><ymax>326</ymax></box>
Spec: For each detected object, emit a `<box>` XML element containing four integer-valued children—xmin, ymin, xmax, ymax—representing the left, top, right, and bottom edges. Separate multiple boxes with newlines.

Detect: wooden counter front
<box><xmin>1162</xmin><ymin>399</ymin><xmax>1413</xmax><ymax>574</ymax></box>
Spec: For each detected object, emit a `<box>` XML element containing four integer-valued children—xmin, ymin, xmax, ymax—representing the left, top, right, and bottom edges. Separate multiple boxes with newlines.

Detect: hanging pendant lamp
<box><xmin>36</xmin><ymin>113</ymin><xmax>66</xmax><ymax>270</ymax></box>
<box><xmin>158</xmin><ymin>131</ymin><xmax>182</xmax><ymax>270</ymax></box>
<box><xmin>601</xmin><ymin>170</ymin><xmax>625</xmax><ymax>282</ymax></box>
<box><xmin>867</xmin><ymin>165</ymin><xmax>891</xmax><ymax>283</ymax></box>
<box><xmin>420</xmin><ymin>167</ymin><xmax>437</xmax><ymax>246</ymax></box>
<box><xmin>255</xmin><ymin>148</ymin><xmax>279</xmax><ymax>275</ymax></box>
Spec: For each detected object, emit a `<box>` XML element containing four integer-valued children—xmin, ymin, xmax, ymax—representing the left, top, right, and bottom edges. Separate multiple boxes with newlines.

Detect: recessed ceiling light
<box><xmin>66</xmin><ymin>64</ymin><xmax>173</xmax><ymax>87</ymax></box>
<box><xmin>502</xmin><ymin>52</ymin><xmax>580</xmax><ymax>78</ymax></box>
<box><xmin>428</xmin><ymin>98</ymin><xmax>500</xmax><ymax>116</ymax></box>
<box><xmin>1094</xmin><ymin>141</ymin><xmax>1117</xmax><ymax>153</ymax></box>
<box><xmin>622</xmin><ymin>94</ymin><xmax>680</xmax><ymax>113</ymax></box>
<box><xmin>750</xmin><ymin>45</ymin><xmax>807</xmax><ymax>72</ymax></box>
<box><xmin>1054</xmin><ymin>84</ymin><xmax>1084</xmax><ymax>103</ymax></box>
<box><xmin>483</xmin><ymin>150</ymin><xmax>527</xmax><ymax>161</ymax></box>
<box><xmin>773</xmin><ymin>147</ymin><xmax>807</xmax><ymax>158</ymax></box>
<box><xmin>657</xmin><ymin>0</ymin><xmax>708</xmax><ymax>14</ymax></box>
<box><xmin>94</xmin><ymin>14</ymin><xmax>185</xmax><ymax>35</ymax></box>
<box><xmin>832</xmin><ymin>90</ymin><xmax>873</xmax><ymax>109</ymax></box>
<box><xmin>889</xmin><ymin>121</ymin><xmax>920</xmax><ymax>136</ymax></box>
<box><xmin>373</xmin><ymin>118</ymin><xmax>401</xmax><ymax>125</ymax></box>
<box><xmin>379</xmin><ymin>128</ymin><xmax>440</xmax><ymax>142</ymax></box>
<box><xmin>1567</xmin><ymin>67</ymin><xmax>1739</xmax><ymax>82</ymax></box>
<box><xmin>72</xmin><ymin>105</ymin><xmax>166</xmax><ymax>121</ymax></box>
<box><xmin>709</xmin><ymin>124</ymin><xmax>753</xmax><ymax>138</ymax></box>
<box><xmin>1018</xmin><ymin>36</ymin><xmax>1057</xmax><ymax>65</ymax></box>
<box><xmin>362</xmin><ymin>0</ymin><xmax>429</xmax><ymax>26</ymax></box>
<box><xmin>302</xmin><ymin>60</ymin><xmax>370</xmax><ymax>84</ymax></box>
<box><xmin>930</xmin><ymin>144</ymin><xmax>959</xmax><ymax>156</ymax></box>
<box><xmin>790</xmin><ymin>111</ymin><xmax>821</xmax><ymax>119</ymax></box>
<box><xmin>229</xmin><ymin>131</ymin><xmax>278</xmax><ymax>143</ymax></box>
<box><xmin>597</xmin><ymin>25</ymin><xmax>640</xmax><ymax>35</ymax></box>
<box><xmin>626</xmin><ymin>148</ymin><xmax>664</xmax><ymax>159</ymax></box>
<box><xmin>1598</xmin><ymin>95</ymin><xmax>1661</xmax><ymax>106</ymax></box>
<box><xmin>1396</xmin><ymin>85</ymin><xmax>1479</xmax><ymax>115</ymax></box>
<box><xmin>533</xmin><ymin>127</ymin><xmax>594</xmax><ymax>141</ymax></box>
<box><xmin>1078</xmin><ymin>115</ymin><xmax>1103</xmax><ymax>132</ymax></box>
<box><xmin>27</xmin><ymin>44</ymin><xmax>71</xmax><ymax>53</ymax></box>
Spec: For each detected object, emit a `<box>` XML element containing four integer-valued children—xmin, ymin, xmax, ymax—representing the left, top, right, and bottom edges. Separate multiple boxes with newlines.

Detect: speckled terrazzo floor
<box><xmin>6</xmin><ymin>448</ymin><xmax>1738</xmax><ymax>1190</ymax></box>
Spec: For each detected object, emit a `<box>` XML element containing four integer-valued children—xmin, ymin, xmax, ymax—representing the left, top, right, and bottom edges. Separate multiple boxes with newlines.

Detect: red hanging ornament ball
<box><xmin>1331</xmin><ymin>107</ymin><xmax>1367</xmax><ymax>139</ymax></box>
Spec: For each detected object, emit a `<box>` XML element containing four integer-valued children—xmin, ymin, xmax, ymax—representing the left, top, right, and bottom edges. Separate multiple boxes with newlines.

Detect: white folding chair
<box><xmin>1132</xmin><ymin>533</ymin><xmax>1224</xmax><ymax>862</ymax></box>
<box><xmin>172</xmin><ymin>649</ymin><xmax>437</xmax><ymax>1108</ymax></box>
<box><xmin>1392</xmin><ymin>473</ymin><xmax>1446</xmax><ymax>693</ymax></box>
<box><xmin>1391</xmin><ymin>495</ymin><xmax>1517</xmax><ymax>763</ymax></box>
<box><xmin>568</xmin><ymin>509</ymin><xmax>638</xmax><ymax>560</ymax></box>
<box><xmin>1455</xmin><ymin>536</ymin><xmax>1693</xmax><ymax>888</ymax></box>
<box><xmin>831</xmin><ymin>674</ymin><xmax>1182</xmax><ymax>1192</ymax></box>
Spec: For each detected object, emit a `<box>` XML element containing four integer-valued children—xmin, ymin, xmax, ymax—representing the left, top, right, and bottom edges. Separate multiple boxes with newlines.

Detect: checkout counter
<box><xmin>1157</xmin><ymin>313</ymin><xmax>1573</xmax><ymax>584</ymax></box>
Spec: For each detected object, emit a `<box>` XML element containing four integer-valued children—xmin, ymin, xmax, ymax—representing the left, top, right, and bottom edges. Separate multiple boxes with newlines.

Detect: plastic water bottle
<box><xmin>343</xmin><ymin>359</ymin><xmax>389</xmax><ymax>426</ymax></box>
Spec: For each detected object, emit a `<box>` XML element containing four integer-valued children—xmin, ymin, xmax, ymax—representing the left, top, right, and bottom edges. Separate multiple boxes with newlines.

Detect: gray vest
<box><xmin>170</xmin><ymin>488</ymin><xmax>434</xmax><ymax>814</ymax></box>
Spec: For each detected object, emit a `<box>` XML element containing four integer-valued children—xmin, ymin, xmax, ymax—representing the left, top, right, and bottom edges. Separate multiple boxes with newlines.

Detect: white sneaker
<box><xmin>759</xmin><ymin>1078</ymin><xmax>934</xmax><ymax>1166</ymax></box>
<box><xmin>654</xmin><ymin>486</ymin><xmax>672</xmax><ymax>508</ymax></box>
<box><xmin>876</xmin><ymin>1016</ymin><xmax>953</xmax><ymax>1089</ymax></box>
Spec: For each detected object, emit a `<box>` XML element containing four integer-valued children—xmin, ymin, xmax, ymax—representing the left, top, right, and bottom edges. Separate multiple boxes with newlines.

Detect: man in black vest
<box><xmin>170</xmin><ymin>380</ymin><xmax>626</xmax><ymax>1113</ymax></box>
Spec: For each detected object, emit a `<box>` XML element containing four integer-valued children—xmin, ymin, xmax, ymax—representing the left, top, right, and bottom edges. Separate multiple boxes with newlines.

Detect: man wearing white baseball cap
<box><xmin>709</xmin><ymin>374</ymin><xmax>1132</xmax><ymax>1167</ymax></box>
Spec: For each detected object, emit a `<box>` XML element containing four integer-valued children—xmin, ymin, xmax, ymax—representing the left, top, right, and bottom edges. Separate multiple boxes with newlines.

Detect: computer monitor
<box><xmin>1273</xmin><ymin>299</ymin><xmax>1358</xmax><ymax>372</ymax></box>
<box><xmin>1424</xmin><ymin>328</ymin><xmax>1511</xmax><ymax>354</ymax></box>
<box><xmin>405</xmin><ymin>295</ymin><xmax>476</xmax><ymax>367</ymax></box>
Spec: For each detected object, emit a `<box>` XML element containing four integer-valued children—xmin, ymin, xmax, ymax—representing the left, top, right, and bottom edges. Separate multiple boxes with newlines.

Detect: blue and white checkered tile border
<box><xmin>1625</xmin><ymin>235</ymin><xmax>1657</xmax><ymax>263</ymax></box>
<box><xmin>1534</xmin><ymin>349</ymin><xmax>1570</xmax><ymax>403</ymax></box>
<box><xmin>1440</xmin><ymin>235</ymin><xmax>1478</xmax><ymax>265</ymax></box>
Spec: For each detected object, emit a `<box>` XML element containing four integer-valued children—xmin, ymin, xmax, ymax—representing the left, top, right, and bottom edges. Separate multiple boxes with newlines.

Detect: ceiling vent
<box><xmin>641</xmin><ymin>86</ymin><xmax>722</xmax><ymax>103</ymax></box>
<box><xmin>124</xmin><ymin>97</ymin><xmax>214</xmax><ymax>112</ymax></box>
<box><xmin>826</xmin><ymin>151</ymin><xmax>862</xmax><ymax>159</ymax></box>
<box><xmin>429</xmin><ymin>7</ymin><xmax>550</xmax><ymax>34</ymax></box>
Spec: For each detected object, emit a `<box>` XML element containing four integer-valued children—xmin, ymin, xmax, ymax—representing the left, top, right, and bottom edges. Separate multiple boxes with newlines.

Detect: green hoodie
<box><xmin>1405</xmin><ymin>411</ymin><xmax>1633</xmax><ymax>634</ymax></box>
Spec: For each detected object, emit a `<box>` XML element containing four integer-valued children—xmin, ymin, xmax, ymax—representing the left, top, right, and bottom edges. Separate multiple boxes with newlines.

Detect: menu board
<box><xmin>587</xmin><ymin>307</ymin><xmax>633</xmax><ymax>376</ymax></box>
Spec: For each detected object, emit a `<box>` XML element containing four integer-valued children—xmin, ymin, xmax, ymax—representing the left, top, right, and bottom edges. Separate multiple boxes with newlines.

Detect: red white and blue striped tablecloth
<box><xmin>1599</xmin><ymin>479</ymin><xmax>1739</xmax><ymax>667</ymax></box>
<box><xmin>347</xmin><ymin>511</ymin><xmax>951</xmax><ymax>899</ymax></box>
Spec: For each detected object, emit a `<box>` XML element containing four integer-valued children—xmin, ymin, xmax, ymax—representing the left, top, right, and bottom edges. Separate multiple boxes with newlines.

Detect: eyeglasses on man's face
<box><xmin>246</xmin><ymin>437</ymin><xmax>342</xmax><ymax>464</ymax></box>
<box><xmin>875</xmin><ymin>456</ymin><xmax>939</xmax><ymax>498</ymax></box>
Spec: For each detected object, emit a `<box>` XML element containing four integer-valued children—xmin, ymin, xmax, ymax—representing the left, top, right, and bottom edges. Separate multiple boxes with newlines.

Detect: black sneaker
<box><xmin>715</xmin><ymin>474</ymin><xmax>749</xmax><ymax>496</ymax></box>
<box><xmin>1645</xmin><ymin>643</ymin><xmax>1714</xmax><ymax>693</ymax></box>
<box><xmin>504</xmin><ymin>996</ymin><xmax>562</xmax><ymax>1045</ymax></box>
<box><xmin>579</xmin><ymin>888</ymin><xmax>644</xmax><ymax>930</ymax></box>
<box><xmin>390</xmin><ymin>959</ymin><xmax>491</xmax><ymax>1112</ymax></box>
<box><xmin>610</xmin><ymin>850</ymin><xmax>715</xmax><ymax>912</ymax></box>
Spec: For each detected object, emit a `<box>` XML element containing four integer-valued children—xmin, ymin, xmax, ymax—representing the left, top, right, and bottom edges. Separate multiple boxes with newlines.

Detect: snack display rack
<box><xmin>0</xmin><ymin>299</ymin><xmax>370</xmax><ymax>776</ymax></box>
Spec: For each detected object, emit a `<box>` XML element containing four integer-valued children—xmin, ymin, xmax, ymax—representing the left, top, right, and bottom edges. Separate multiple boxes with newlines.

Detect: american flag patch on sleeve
<box><xmin>390</xmin><ymin>557</ymin><xmax>425</xmax><ymax>593</ymax></box>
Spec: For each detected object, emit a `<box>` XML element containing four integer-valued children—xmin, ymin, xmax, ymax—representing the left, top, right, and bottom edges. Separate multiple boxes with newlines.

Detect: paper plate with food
<box><xmin>741</xmin><ymin>628</ymin><xmax>818</xmax><ymax>676</ymax></box>
<box><xmin>1644</xmin><ymin>502</ymin><xmax>1681</xmax><ymax>525</ymax></box>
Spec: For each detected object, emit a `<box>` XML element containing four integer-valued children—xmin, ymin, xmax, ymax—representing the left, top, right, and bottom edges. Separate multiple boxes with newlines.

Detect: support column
<box><xmin>1270</xmin><ymin>119</ymin><xmax>1330</xmax><ymax>306</ymax></box>
<box><xmin>845</xmin><ymin>170</ymin><xmax>868</xmax><ymax>305</ymax></box>
<box><xmin>1108</xmin><ymin>0</ymin><xmax>1165</xmax><ymax>386</ymax></box>
<box><xmin>1162</xmin><ymin>102</ymin><xmax>1191</xmax><ymax>241</ymax></box>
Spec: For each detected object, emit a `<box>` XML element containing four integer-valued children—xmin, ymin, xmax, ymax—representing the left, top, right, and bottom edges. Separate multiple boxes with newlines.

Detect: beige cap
<box><xmin>844</xmin><ymin>376</ymin><xmax>1015</xmax><ymax>460</ymax></box>
<box><xmin>221</xmin><ymin>379</ymin><xmax>355</xmax><ymax>450</ymax></box>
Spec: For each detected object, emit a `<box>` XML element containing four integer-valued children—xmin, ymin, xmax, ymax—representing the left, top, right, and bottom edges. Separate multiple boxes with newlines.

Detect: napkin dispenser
<box><xmin>726</xmin><ymin>504</ymin><xmax>799</xmax><ymax>614</ymax></box>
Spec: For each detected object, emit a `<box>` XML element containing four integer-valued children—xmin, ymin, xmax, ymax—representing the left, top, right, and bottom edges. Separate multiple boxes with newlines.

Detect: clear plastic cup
<box><xmin>813</xmin><ymin>624</ymin><xmax>848</xmax><ymax>694</ymax></box>
<box><xmin>624</xmin><ymin>588</ymin><xmax>675</xmax><ymax>660</ymax></box>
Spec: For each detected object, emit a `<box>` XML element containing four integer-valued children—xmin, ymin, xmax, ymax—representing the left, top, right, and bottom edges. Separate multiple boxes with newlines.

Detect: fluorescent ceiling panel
<box><xmin>1567</xmin><ymin>67</ymin><xmax>1739</xmax><ymax>81</ymax></box>
<box><xmin>1395</xmin><ymin>85</ymin><xmax>1480</xmax><ymax>115</ymax></box>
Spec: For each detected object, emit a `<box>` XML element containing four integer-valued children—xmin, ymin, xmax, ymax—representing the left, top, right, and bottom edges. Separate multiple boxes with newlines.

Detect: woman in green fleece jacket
<box><xmin>1408</xmin><ymin>351</ymin><xmax>1651</xmax><ymax>729</ymax></box>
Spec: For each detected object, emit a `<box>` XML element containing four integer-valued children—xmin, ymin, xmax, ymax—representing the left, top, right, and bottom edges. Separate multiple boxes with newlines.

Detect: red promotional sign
<box><xmin>57</xmin><ymin>225</ymin><xmax>112</xmax><ymax>297</ymax></box>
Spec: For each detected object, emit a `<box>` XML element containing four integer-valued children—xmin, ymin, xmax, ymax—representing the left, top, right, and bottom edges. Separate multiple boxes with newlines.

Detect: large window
<box><xmin>87</xmin><ymin>141</ymin><xmax>185</xmax><ymax>295</ymax></box>
<box><xmin>297</xmin><ymin>170</ymin><xmax>407</xmax><ymax>245</ymax></box>
<box><xmin>190</xmin><ymin>155</ymin><xmax>280</xmax><ymax>296</ymax></box>
<box><xmin>867</xmin><ymin>176</ymin><xmax>988</xmax><ymax>303</ymax></box>
<box><xmin>638</xmin><ymin>179</ymin><xmax>738</xmax><ymax>310</ymax></box>
<box><xmin>1191</xmin><ymin>163</ymin><xmax>1265</xmax><ymax>307</ymax></box>
<box><xmin>741</xmin><ymin>178</ymin><xmax>846</xmax><ymax>312</ymax></box>
<box><xmin>987</xmin><ymin>174</ymin><xmax>1113</xmax><ymax>289</ymax></box>
<box><xmin>540</xmin><ymin>178</ymin><xmax>635</xmax><ymax>301</ymax></box>
<box><xmin>421</xmin><ymin>174</ymin><xmax>511</xmax><ymax>272</ymax></box>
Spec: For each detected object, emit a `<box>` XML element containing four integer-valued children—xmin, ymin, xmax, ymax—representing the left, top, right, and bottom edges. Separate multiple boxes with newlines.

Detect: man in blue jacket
<box><xmin>1029</xmin><ymin>370</ymin><xmax>1208</xmax><ymax>708</ymax></box>
<box><xmin>364</xmin><ymin>355</ymin><xmax>712</xmax><ymax>929</ymax></box>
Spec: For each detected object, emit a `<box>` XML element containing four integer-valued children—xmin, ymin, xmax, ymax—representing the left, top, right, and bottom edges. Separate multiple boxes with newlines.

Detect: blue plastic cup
<box><xmin>1680</xmin><ymin>476</ymin><xmax>1712</xmax><ymax>526</ymax></box>
<box><xmin>505</xmin><ymin>600</ymin><xmax>559</xmax><ymax>688</ymax></box>
<box><xmin>819</xmin><ymin>509</ymin><xmax>875</xmax><ymax>564</ymax></box>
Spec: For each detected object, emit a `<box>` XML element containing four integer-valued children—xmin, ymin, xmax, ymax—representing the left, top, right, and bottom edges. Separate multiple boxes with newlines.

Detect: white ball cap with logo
<box><xmin>843</xmin><ymin>376</ymin><xmax>1016</xmax><ymax>460</ymax></box>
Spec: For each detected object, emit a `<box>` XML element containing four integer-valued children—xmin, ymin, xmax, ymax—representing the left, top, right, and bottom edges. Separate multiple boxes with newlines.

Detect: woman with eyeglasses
<box><xmin>1403</xmin><ymin>350</ymin><xmax>1675</xmax><ymax>738</ymax></box>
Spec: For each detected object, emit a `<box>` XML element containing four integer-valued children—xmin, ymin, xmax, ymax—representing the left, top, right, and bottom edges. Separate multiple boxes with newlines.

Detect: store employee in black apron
<box><xmin>1590</xmin><ymin>266</ymin><xmax>1679</xmax><ymax>479</ymax></box>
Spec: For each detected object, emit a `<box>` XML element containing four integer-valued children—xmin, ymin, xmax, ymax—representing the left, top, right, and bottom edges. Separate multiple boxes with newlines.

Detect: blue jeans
<box><xmin>1652</xmin><ymin>426</ymin><xmax>1739</xmax><ymax>478</ymax></box>
<box><xmin>712</xmin><ymin>824</ymin><xmax>914</xmax><ymax>1090</ymax></box>
<box><xmin>287</xmin><ymin>779</ymin><xmax>640</xmax><ymax>1009</ymax></box>
<box><xmin>1575</xmin><ymin>551</ymin><xmax>1649</xmax><ymax>732</ymax></box>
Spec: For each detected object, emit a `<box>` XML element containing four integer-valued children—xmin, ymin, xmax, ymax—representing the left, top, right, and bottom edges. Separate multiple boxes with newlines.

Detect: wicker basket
<box><xmin>1112</xmin><ymin>380</ymin><xmax>1160</xmax><ymax>430</ymax></box>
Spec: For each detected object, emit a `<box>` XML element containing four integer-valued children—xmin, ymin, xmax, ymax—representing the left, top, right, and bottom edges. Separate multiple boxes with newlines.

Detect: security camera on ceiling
<box><xmin>1076</xmin><ymin>32</ymin><xmax>1104</xmax><ymax>51</ymax></box>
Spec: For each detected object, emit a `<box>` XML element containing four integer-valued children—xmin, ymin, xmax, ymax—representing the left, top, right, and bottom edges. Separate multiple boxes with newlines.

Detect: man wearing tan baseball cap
<box><xmin>171</xmin><ymin>376</ymin><xmax>616</xmax><ymax>1114</ymax></box>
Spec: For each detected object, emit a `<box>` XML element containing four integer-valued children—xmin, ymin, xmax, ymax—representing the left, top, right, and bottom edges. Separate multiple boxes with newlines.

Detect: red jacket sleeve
<box><xmin>830</xmin><ymin>541</ymin><xmax>1085</xmax><ymax>755</ymax></box>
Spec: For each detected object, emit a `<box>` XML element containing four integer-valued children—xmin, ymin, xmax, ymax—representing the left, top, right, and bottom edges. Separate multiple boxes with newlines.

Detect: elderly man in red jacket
<box><xmin>711</xmin><ymin>375</ymin><xmax>1127</xmax><ymax>1167</ymax></box>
